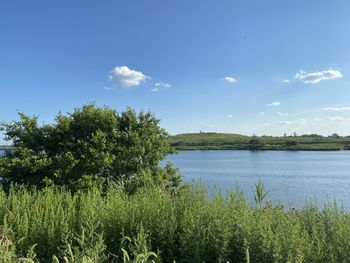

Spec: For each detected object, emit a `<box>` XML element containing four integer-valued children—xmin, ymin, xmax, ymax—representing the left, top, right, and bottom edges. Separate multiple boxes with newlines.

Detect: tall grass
<box><xmin>0</xmin><ymin>185</ymin><xmax>350</xmax><ymax>262</ymax></box>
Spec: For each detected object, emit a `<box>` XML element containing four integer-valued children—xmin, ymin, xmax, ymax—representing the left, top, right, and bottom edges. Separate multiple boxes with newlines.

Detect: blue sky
<box><xmin>1</xmin><ymin>0</ymin><xmax>350</xmax><ymax>144</ymax></box>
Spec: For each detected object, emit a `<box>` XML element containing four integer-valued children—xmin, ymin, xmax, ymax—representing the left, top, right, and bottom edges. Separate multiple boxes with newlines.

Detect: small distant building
<box><xmin>328</xmin><ymin>133</ymin><xmax>340</xmax><ymax>138</ymax></box>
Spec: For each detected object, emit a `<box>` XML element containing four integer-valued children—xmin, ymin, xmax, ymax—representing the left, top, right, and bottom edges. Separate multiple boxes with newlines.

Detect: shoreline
<box><xmin>172</xmin><ymin>147</ymin><xmax>349</xmax><ymax>151</ymax></box>
<box><xmin>168</xmin><ymin>133</ymin><xmax>350</xmax><ymax>152</ymax></box>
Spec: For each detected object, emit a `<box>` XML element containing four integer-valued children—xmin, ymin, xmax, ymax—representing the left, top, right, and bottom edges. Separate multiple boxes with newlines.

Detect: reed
<box><xmin>0</xmin><ymin>185</ymin><xmax>349</xmax><ymax>262</ymax></box>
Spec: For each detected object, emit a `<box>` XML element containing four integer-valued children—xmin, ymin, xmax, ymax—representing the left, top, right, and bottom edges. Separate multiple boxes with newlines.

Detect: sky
<box><xmin>1</xmin><ymin>0</ymin><xmax>350</xmax><ymax>144</ymax></box>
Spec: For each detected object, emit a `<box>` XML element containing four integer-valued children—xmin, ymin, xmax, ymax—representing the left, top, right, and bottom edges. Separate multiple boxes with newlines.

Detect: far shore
<box><xmin>172</xmin><ymin>147</ymin><xmax>348</xmax><ymax>151</ymax></box>
<box><xmin>168</xmin><ymin>132</ymin><xmax>350</xmax><ymax>151</ymax></box>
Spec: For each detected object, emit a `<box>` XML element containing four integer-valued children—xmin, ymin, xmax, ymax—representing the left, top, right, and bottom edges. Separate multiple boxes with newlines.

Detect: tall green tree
<box><xmin>0</xmin><ymin>104</ymin><xmax>180</xmax><ymax>191</ymax></box>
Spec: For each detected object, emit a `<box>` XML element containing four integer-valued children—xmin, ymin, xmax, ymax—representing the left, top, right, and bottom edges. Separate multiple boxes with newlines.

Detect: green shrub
<box><xmin>0</xmin><ymin>105</ymin><xmax>179</xmax><ymax>192</ymax></box>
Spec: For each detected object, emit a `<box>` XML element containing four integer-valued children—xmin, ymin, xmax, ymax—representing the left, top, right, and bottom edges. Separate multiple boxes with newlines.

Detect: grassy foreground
<box><xmin>0</xmin><ymin>186</ymin><xmax>350</xmax><ymax>262</ymax></box>
<box><xmin>168</xmin><ymin>133</ymin><xmax>350</xmax><ymax>151</ymax></box>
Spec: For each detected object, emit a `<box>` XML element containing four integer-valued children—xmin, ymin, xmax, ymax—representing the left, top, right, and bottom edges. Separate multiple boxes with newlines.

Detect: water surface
<box><xmin>2</xmin><ymin>149</ymin><xmax>350</xmax><ymax>208</ymax></box>
<box><xmin>165</xmin><ymin>150</ymin><xmax>350</xmax><ymax>208</ymax></box>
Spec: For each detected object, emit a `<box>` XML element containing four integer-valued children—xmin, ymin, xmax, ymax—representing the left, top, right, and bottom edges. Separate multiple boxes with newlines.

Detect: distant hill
<box><xmin>0</xmin><ymin>145</ymin><xmax>14</xmax><ymax>151</ymax></box>
<box><xmin>167</xmin><ymin>132</ymin><xmax>350</xmax><ymax>151</ymax></box>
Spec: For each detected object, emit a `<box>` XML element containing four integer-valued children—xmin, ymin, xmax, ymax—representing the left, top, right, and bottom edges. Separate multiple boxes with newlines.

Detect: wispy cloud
<box><xmin>323</xmin><ymin>107</ymin><xmax>350</xmax><ymax>112</ymax></box>
<box><xmin>267</xmin><ymin>101</ymin><xmax>281</xmax><ymax>107</ymax></box>
<box><xmin>108</xmin><ymin>66</ymin><xmax>149</xmax><ymax>87</ymax></box>
<box><xmin>151</xmin><ymin>82</ymin><xmax>171</xmax><ymax>92</ymax></box>
<box><xmin>280</xmin><ymin>79</ymin><xmax>290</xmax><ymax>84</ymax></box>
<box><xmin>277</xmin><ymin>112</ymin><xmax>288</xmax><ymax>116</ymax></box>
<box><xmin>278</xmin><ymin>119</ymin><xmax>308</xmax><ymax>125</ymax></box>
<box><xmin>295</xmin><ymin>69</ymin><xmax>342</xmax><ymax>84</ymax></box>
<box><xmin>103</xmin><ymin>86</ymin><xmax>116</xmax><ymax>91</ymax></box>
<box><xmin>264</xmin><ymin>116</ymin><xmax>350</xmax><ymax>128</ymax></box>
<box><xmin>258</xmin><ymin>112</ymin><xmax>264</xmax><ymax>115</ymax></box>
<box><xmin>263</xmin><ymin>119</ymin><xmax>308</xmax><ymax>126</ymax></box>
<box><xmin>227</xmin><ymin>114</ymin><xmax>234</xmax><ymax>118</ymax></box>
<box><xmin>314</xmin><ymin>116</ymin><xmax>350</xmax><ymax>122</ymax></box>
<box><xmin>223</xmin><ymin>76</ymin><xmax>237</xmax><ymax>83</ymax></box>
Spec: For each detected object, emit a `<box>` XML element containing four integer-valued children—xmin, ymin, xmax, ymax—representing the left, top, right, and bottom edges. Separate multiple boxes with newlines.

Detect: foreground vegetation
<box><xmin>0</xmin><ymin>185</ymin><xmax>349</xmax><ymax>263</ymax></box>
<box><xmin>168</xmin><ymin>132</ymin><xmax>350</xmax><ymax>151</ymax></box>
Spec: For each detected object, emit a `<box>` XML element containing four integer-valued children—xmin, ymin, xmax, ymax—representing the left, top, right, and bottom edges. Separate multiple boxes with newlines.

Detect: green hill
<box><xmin>167</xmin><ymin>132</ymin><xmax>350</xmax><ymax>151</ymax></box>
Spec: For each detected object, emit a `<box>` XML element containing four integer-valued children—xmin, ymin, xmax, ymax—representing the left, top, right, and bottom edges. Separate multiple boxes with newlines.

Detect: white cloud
<box><xmin>279</xmin><ymin>119</ymin><xmax>308</xmax><ymax>125</ymax></box>
<box><xmin>103</xmin><ymin>86</ymin><xmax>116</xmax><ymax>91</ymax></box>
<box><xmin>108</xmin><ymin>66</ymin><xmax>149</xmax><ymax>87</ymax></box>
<box><xmin>264</xmin><ymin>116</ymin><xmax>350</xmax><ymax>128</ymax></box>
<box><xmin>277</xmin><ymin>112</ymin><xmax>288</xmax><ymax>116</ymax></box>
<box><xmin>314</xmin><ymin>116</ymin><xmax>350</xmax><ymax>122</ymax></box>
<box><xmin>258</xmin><ymin>112</ymin><xmax>264</xmax><ymax>115</ymax></box>
<box><xmin>151</xmin><ymin>82</ymin><xmax>172</xmax><ymax>92</ymax></box>
<box><xmin>227</xmin><ymin>114</ymin><xmax>234</xmax><ymax>118</ymax></box>
<box><xmin>223</xmin><ymin>76</ymin><xmax>237</xmax><ymax>83</ymax></box>
<box><xmin>262</xmin><ymin>115</ymin><xmax>350</xmax><ymax>129</ymax></box>
<box><xmin>323</xmin><ymin>107</ymin><xmax>350</xmax><ymax>112</ymax></box>
<box><xmin>295</xmin><ymin>69</ymin><xmax>342</xmax><ymax>84</ymax></box>
<box><xmin>281</xmin><ymin>79</ymin><xmax>290</xmax><ymax>84</ymax></box>
<box><xmin>263</xmin><ymin>119</ymin><xmax>308</xmax><ymax>126</ymax></box>
<box><xmin>267</xmin><ymin>101</ymin><xmax>281</xmax><ymax>107</ymax></box>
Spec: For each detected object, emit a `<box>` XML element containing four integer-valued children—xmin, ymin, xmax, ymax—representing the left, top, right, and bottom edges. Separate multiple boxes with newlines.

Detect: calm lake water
<box><xmin>2</xmin><ymin>149</ymin><xmax>350</xmax><ymax>208</ymax></box>
<box><xmin>165</xmin><ymin>150</ymin><xmax>350</xmax><ymax>209</ymax></box>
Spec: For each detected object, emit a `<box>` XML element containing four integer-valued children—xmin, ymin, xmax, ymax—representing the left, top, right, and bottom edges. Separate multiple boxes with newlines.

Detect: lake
<box><xmin>165</xmin><ymin>150</ymin><xmax>350</xmax><ymax>209</ymax></box>
<box><xmin>2</xmin><ymin>149</ymin><xmax>350</xmax><ymax>208</ymax></box>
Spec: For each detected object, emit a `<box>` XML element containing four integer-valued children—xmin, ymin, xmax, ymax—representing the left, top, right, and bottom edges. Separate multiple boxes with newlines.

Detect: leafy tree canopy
<box><xmin>0</xmin><ymin>104</ymin><xmax>180</xmax><ymax>192</ymax></box>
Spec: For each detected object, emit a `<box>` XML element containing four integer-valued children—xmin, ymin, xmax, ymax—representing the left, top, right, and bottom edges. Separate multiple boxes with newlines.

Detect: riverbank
<box><xmin>168</xmin><ymin>132</ymin><xmax>350</xmax><ymax>151</ymax></box>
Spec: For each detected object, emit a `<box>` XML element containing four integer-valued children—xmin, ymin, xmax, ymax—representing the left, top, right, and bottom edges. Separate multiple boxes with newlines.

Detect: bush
<box><xmin>0</xmin><ymin>105</ymin><xmax>179</xmax><ymax>192</ymax></box>
<box><xmin>248</xmin><ymin>138</ymin><xmax>264</xmax><ymax>150</ymax></box>
<box><xmin>285</xmin><ymin>140</ymin><xmax>298</xmax><ymax>147</ymax></box>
